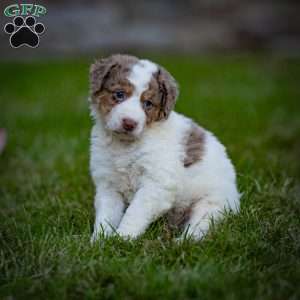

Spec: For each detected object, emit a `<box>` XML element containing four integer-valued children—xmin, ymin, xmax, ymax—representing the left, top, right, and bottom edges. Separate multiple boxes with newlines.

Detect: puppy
<box><xmin>89</xmin><ymin>54</ymin><xmax>240</xmax><ymax>241</ymax></box>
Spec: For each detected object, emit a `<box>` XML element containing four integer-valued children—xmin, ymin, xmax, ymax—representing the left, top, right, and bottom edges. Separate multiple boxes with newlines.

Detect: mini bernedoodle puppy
<box><xmin>89</xmin><ymin>54</ymin><xmax>240</xmax><ymax>242</ymax></box>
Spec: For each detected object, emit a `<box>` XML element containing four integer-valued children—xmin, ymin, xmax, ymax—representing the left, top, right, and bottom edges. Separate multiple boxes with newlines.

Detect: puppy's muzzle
<box><xmin>122</xmin><ymin>118</ymin><xmax>137</xmax><ymax>132</ymax></box>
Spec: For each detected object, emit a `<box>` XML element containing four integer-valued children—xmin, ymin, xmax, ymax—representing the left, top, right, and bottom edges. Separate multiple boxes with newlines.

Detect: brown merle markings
<box><xmin>183</xmin><ymin>122</ymin><xmax>206</xmax><ymax>167</ymax></box>
<box><xmin>97</xmin><ymin>79</ymin><xmax>135</xmax><ymax>116</ymax></box>
<box><xmin>167</xmin><ymin>205</ymin><xmax>194</xmax><ymax>229</ymax></box>
<box><xmin>89</xmin><ymin>54</ymin><xmax>138</xmax><ymax>115</ymax></box>
<box><xmin>89</xmin><ymin>54</ymin><xmax>179</xmax><ymax>122</ymax></box>
<box><xmin>140</xmin><ymin>77</ymin><xmax>162</xmax><ymax>124</ymax></box>
<box><xmin>154</xmin><ymin>67</ymin><xmax>178</xmax><ymax>121</ymax></box>
<box><xmin>141</xmin><ymin>67</ymin><xmax>179</xmax><ymax>124</ymax></box>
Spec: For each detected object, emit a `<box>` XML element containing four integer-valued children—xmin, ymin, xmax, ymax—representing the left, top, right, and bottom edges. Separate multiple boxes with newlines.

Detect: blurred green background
<box><xmin>1</xmin><ymin>1</ymin><xmax>300</xmax><ymax>299</ymax></box>
<box><xmin>1</xmin><ymin>56</ymin><xmax>300</xmax><ymax>300</ymax></box>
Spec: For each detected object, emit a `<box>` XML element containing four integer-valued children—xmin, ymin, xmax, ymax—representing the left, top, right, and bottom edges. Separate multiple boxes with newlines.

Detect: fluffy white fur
<box><xmin>90</xmin><ymin>58</ymin><xmax>240</xmax><ymax>241</ymax></box>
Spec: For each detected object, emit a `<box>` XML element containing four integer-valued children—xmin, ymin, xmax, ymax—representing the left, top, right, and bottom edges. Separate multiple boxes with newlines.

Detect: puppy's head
<box><xmin>89</xmin><ymin>54</ymin><xmax>178</xmax><ymax>140</ymax></box>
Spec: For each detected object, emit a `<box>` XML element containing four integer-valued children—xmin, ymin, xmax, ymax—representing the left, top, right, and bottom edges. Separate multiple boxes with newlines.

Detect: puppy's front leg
<box><xmin>91</xmin><ymin>188</ymin><xmax>125</xmax><ymax>242</ymax></box>
<box><xmin>117</xmin><ymin>184</ymin><xmax>174</xmax><ymax>239</ymax></box>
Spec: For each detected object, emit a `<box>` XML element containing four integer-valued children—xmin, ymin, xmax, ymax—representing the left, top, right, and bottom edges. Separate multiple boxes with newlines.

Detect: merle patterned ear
<box><xmin>89</xmin><ymin>56</ymin><xmax>118</xmax><ymax>96</ymax></box>
<box><xmin>156</xmin><ymin>68</ymin><xmax>179</xmax><ymax>120</ymax></box>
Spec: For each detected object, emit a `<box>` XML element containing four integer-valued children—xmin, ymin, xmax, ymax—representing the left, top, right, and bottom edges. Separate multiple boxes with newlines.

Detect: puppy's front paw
<box><xmin>116</xmin><ymin>228</ymin><xmax>137</xmax><ymax>240</ymax></box>
<box><xmin>90</xmin><ymin>230</ymin><xmax>102</xmax><ymax>244</ymax></box>
<box><xmin>90</xmin><ymin>228</ymin><xmax>112</xmax><ymax>244</ymax></box>
<box><xmin>91</xmin><ymin>222</ymin><xmax>118</xmax><ymax>244</ymax></box>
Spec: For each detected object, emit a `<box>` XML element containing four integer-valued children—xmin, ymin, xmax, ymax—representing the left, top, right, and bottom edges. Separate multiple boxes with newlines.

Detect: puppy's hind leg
<box><xmin>181</xmin><ymin>194</ymin><xmax>236</xmax><ymax>241</ymax></box>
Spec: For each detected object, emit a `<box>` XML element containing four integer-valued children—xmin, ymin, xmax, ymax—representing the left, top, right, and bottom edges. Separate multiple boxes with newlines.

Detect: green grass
<box><xmin>1</xmin><ymin>55</ymin><xmax>300</xmax><ymax>300</ymax></box>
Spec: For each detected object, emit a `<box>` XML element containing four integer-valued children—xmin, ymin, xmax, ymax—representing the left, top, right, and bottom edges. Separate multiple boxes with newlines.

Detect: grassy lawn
<box><xmin>0</xmin><ymin>55</ymin><xmax>299</xmax><ymax>300</ymax></box>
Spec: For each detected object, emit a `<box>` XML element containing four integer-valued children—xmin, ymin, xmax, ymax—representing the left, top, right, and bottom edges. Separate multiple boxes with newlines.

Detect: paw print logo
<box><xmin>4</xmin><ymin>16</ymin><xmax>45</xmax><ymax>48</ymax></box>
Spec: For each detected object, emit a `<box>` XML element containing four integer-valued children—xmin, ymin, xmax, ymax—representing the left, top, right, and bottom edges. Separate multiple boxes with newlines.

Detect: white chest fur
<box><xmin>108</xmin><ymin>141</ymin><xmax>145</xmax><ymax>202</ymax></box>
<box><xmin>90</xmin><ymin>112</ymin><xmax>189</xmax><ymax>203</ymax></box>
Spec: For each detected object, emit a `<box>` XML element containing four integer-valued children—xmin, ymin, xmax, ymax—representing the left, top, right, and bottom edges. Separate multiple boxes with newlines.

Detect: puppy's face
<box><xmin>90</xmin><ymin>54</ymin><xmax>178</xmax><ymax>140</ymax></box>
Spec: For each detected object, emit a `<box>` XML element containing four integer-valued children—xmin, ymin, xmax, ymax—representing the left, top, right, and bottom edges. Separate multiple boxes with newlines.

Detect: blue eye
<box><xmin>143</xmin><ymin>100</ymin><xmax>153</xmax><ymax>110</ymax></box>
<box><xmin>114</xmin><ymin>90</ymin><xmax>125</xmax><ymax>102</ymax></box>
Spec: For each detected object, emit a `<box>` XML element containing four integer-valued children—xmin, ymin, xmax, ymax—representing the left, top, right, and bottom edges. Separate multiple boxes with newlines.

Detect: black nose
<box><xmin>122</xmin><ymin>118</ymin><xmax>137</xmax><ymax>132</ymax></box>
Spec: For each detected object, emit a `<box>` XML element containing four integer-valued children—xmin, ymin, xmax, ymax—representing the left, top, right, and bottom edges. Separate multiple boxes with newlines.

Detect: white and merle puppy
<box><xmin>89</xmin><ymin>54</ymin><xmax>240</xmax><ymax>242</ymax></box>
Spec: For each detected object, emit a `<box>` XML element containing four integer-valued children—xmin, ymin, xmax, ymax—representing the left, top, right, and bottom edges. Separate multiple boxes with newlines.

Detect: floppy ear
<box><xmin>156</xmin><ymin>68</ymin><xmax>179</xmax><ymax>120</ymax></box>
<box><xmin>89</xmin><ymin>56</ymin><xmax>118</xmax><ymax>97</ymax></box>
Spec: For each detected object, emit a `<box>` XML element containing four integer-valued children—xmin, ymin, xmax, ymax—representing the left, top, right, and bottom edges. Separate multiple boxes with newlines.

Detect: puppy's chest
<box><xmin>110</xmin><ymin>147</ymin><xmax>145</xmax><ymax>202</ymax></box>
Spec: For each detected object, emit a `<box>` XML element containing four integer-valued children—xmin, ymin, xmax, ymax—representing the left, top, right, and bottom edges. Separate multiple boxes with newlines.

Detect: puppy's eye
<box><xmin>114</xmin><ymin>90</ymin><xmax>125</xmax><ymax>102</ymax></box>
<box><xmin>143</xmin><ymin>100</ymin><xmax>153</xmax><ymax>110</ymax></box>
